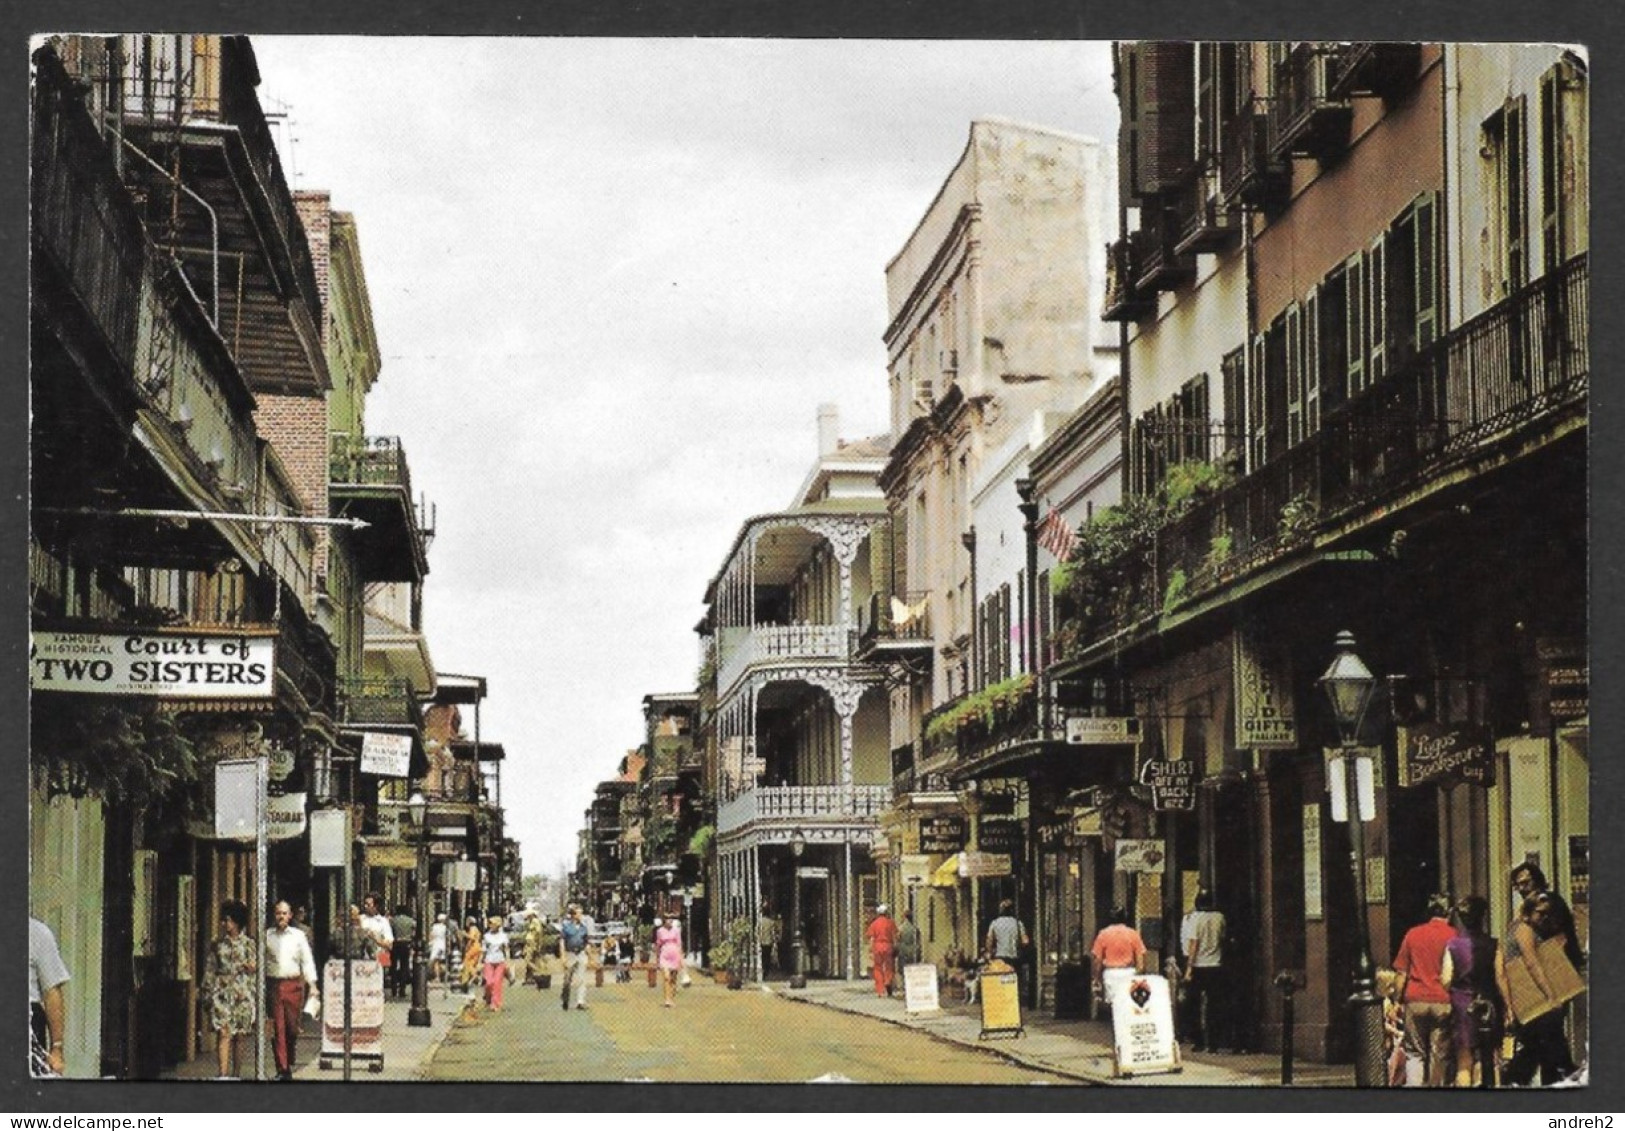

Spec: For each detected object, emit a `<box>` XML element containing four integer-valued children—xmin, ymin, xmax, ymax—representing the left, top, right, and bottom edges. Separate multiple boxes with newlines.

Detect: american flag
<box><xmin>1037</xmin><ymin>507</ymin><xmax>1077</xmax><ymax>561</ymax></box>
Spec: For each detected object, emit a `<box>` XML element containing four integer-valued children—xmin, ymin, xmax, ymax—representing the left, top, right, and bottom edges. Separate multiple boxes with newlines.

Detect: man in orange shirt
<box><xmin>1393</xmin><ymin>894</ymin><xmax>1456</xmax><ymax>1086</ymax></box>
<box><xmin>865</xmin><ymin>904</ymin><xmax>900</xmax><ymax>997</ymax></box>
<box><xmin>1091</xmin><ymin>907</ymin><xmax>1148</xmax><ymax>1013</ymax></box>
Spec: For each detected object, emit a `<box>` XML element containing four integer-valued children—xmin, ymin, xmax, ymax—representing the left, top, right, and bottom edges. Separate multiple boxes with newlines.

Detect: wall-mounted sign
<box><xmin>1233</xmin><ymin>631</ymin><xmax>1297</xmax><ymax>749</ymax></box>
<box><xmin>309</xmin><ymin>810</ymin><xmax>350</xmax><ymax>868</ymax></box>
<box><xmin>1113</xmin><ymin>839</ymin><xmax>1166</xmax><ymax>874</ymax></box>
<box><xmin>1066</xmin><ymin>716</ymin><xmax>1140</xmax><ymax>745</ymax></box>
<box><xmin>900</xmin><ymin>854</ymin><xmax>933</xmax><ymax>888</ymax></box>
<box><xmin>796</xmin><ymin>866</ymin><xmax>831</xmax><ymax>880</ymax></box>
<box><xmin>214</xmin><ymin>758</ymin><xmax>262</xmax><ymax>840</ymax></box>
<box><xmin>429</xmin><ymin>841</ymin><xmax>461</xmax><ymax>858</ymax></box>
<box><xmin>267</xmin><ymin>793</ymin><xmax>307</xmax><ymax>841</ymax></box>
<box><xmin>365</xmin><ymin>842</ymin><xmax>418</xmax><ymax>870</ymax></box>
<box><xmin>377</xmin><ymin>808</ymin><xmax>401</xmax><ymax>841</ymax></box>
<box><xmin>1400</xmin><ymin>723</ymin><xmax>1494</xmax><ymax>787</ymax></box>
<box><xmin>1303</xmin><ymin>804</ymin><xmax>1323</xmax><ymax>919</ymax></box>
<box><xmin>1139</xmin><ymin>759</ymin><xmax>1197</xmax><ymax>811</ymax></box>
<box><xmin>31</xmin><ymin>629</ymin><xmax>275</xmax><ymax>698</ymax></box>
<box><xmin>267</xmin><ymin>744</ymin><xmax>296</xmax><ymax>781</ymax></box>
<box><xmin>360</xmin><ymin>732</ymin><xmax>412</xmax><ymax>777</ymax></box>
<box><xmin>919</xmin><ymin>815</ymin><xmax>966</xmax><ymax>854</ymax></box>
<box><xmin>958</xmin><ymin>851</ymin><xmax>1013</xmax><ymax>878</ymax></box>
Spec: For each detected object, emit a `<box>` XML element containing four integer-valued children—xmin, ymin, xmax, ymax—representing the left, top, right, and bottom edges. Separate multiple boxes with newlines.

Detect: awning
<box><xmin>930</xmin><ymin>853</ymin><xmax>963</xmax><ymax>887</ymax></box>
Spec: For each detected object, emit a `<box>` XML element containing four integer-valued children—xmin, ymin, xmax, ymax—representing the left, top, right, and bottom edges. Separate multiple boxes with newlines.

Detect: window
<box><xmin>1483</xmin><ymin>98</ymin><xmax>1528</xmax><ymax>297</ymax></box>
<box><xmin>1221</xmin><ymin>346</ymin><xmax>1247</xmax><ymax>465</ymax></box>
<box><xmin>1540</xmin><ymin>58</ymin><xmax>1586</xmax><ymax>272</ymax></box>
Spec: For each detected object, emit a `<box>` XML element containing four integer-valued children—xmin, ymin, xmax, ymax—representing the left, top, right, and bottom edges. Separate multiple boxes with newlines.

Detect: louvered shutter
<box><xmin>1304</xmin><ymin>284</ymin><xmax>1322</xmax><ymax>435</ymax></box>
<box><xmin>1413</xmin><ymin>192</ymin><xmax>1438</xmax><ymax>351</ymax></box>
<box><xmin>1345</xmin><ymin>250</ymin><xmax>1366</xmax><ymax>396</ymax></box>
<box><xmin>1367</xmin><ymin>234</ymin><xmax>1387</xmax><ymax>384</ymax></box>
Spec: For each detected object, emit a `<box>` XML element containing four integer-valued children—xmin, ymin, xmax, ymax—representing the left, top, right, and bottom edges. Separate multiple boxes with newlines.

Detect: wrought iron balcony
<box><xmin>1063</xmin><ymin>254</ymin><xmax>1588</xmax><ymax>651</ymax></box>
<box><xmin>716</xmin><ymin>621</ymin><xmax>852</xmax><ymax>694</ymax></box>
<box><xmin>1175</xmin><ymin>169</ymin><xmax>1244</xmax><ymax>256</ymax></box>
<box><xmin>329</xmin><ymin>435</ymin><xmax>433</xmax><ymax>583</ymax></box>
<box><xmin>921</xmin><ymin>682</ymin><xmax>1059</xmax><ymax>769</ymax></box>
<box><xmin>1219</xmin><ymin>106</ymin><xmax>1290</xmax><ymax>211</ymax></box>
<box><xmin>1333</xmin><ymin>43</ymin><xmax>1423</xmax><ymax>102</ymax></box>
<box><xmin>1269</xmin><ymin>43</ymin><xmax>1354</xmax><ymax>163</ymax></box>
<box><xmin>1102</xmin><ymin>237</ymin><xmax>1156</xmax><ymax>322</ymax></box>
<box><xmin>716</xmin><ymin>784</ymin><xmax>891</xmax><ymax>834</ymax></box>
<box><xmin>854</xmin><ymin>591</ymin><xmax>933</xmax><ymax>659</ymax></box>
<box><xmin>1133</xmin><ymin>209</ymin><xmax>1197</xmax><ymax>295</ymax></box>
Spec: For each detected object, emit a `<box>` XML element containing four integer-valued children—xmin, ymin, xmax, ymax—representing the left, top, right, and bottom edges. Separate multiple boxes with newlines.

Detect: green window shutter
<box><xmin>1414</xmin><ymin>192</ymin><xmax>1439</xmax><ymax>351</ymax></box>
<box><xmin>1367</xmin><ymin>234</ymin><xmax>1387</xmax><ymax>384</ymax></box>
<box><xmin>1285</xmin><ymin>302</ymin><xmax>1304</xmax><ymax>448</ymax></box>
<box><xmin>1248</xmin><ymin>332</ymin><xmax>1268</xmax><ymax>472</ymax></box>
<box><xmin>1304</xmin><ymin>284</ymin><xmax>1322</xmax><ymax>435</ymax></box>
<box><xmin>1345</xmin><ymin>250</ymin><xmax>1366</xmax><ymax>397</ymax></box>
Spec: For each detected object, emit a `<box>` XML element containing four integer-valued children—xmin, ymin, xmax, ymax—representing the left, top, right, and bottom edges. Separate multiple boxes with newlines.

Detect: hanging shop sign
<box><xmin>377</xmin><ymin>808</ymin><xmax>401</xmax><ymax>841</ymax></box>
<box><xmin>1066</xmin><ymin>715</ymin><xmax>1140</xmax><ymax>745</ymax></box>
<box><xmin>365</xmin><ymin>842</ymin><xmax>418</xmax><ymax>870</ymax></box>
<box><xmin>1113</xmin><ymin>838</ymin><xmax>1166</xmax><ymax>874</ymax></box>
<box><xmin>1233</xmin><ymin>631</ymin><xmax>1297</xmax><ymax>749</ymax></box>
<box><xmin>267</xmin><ymin>793</ymin><xmax>308</xmax><ymax>841</ymax></box>
<box><xmin>429</xmin><ymin>841</ymin><xmax>461</xmax><ymax>858</ymax></box>
<box><xmin>30</xmin><ymin>629</ymin><xmax>275</xmax><ymax>698</ymax></box>
<box><xmin>1400</xmin><ymin>723</ymin><xmax>1494</xmax><ymax>787</ymax></box>
<box><xmin>919</xmin><ymin>815</ymin><xmax>966</xmax><ymax>855</ymax></box>
<box><xmin>976</xmin><ymin>818</ymin><xmax>1023</xmax><ymax>855</ymax></box>
<box><xmin>360</xmin><ymin>731</ymin><xmax>412</xmax><ymax>777</ymax></box>
<box><xmin>1537</xmin><ymin>639</ymin><xmax>1588</xmax><ymax>725</ymax></box>
<box><xmin>1139</xmin><ymin>759</ymin><xmax>1198</xmax><ymax>811</ymax></box>
<box><xmin>958</xmin><ymin>851</ymin><xmax>1013</xmax><ymax>878</ymax></box>
<box><xmin>1302</xmin><ymin>804</ymin><xmax>1323</xmax><ymax>919</ymax></box>
<box><xmin>796</xmin><ymin>865</ymin><xmax>831</xmax><ymax>880</ymax></box>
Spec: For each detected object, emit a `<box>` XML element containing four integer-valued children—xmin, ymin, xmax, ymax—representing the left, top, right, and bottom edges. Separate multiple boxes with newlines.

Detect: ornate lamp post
<box><xmin>788</xmin><ymin>829</ymin><xmax>807</xmax><ymax>989</ymax></box>
<box><xmin>406</xmin><ymin>791</ymin><xmax>432</xmax><ymax>1027</ymax></box>
<box><xmin>1318</xmin><ymin>630</ymin><xmax>1382</xmax><ymax>1086</ymax></box>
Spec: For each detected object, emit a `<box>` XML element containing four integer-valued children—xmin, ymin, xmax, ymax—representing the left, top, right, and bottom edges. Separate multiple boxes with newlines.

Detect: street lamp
<box><xmin>406</xmin><ymin>791</ymin><xmax>432</xmax><ymax>1028</ymax></box>
<box><xmin>1318</xmin><ymin>630</ymin><xmax>1382</xmax><ymax>1086</ymax></box>
<box><xmin>788</xmin><ymin>829</ymin><xmax>807</xmax><ymax>990</ymax></box>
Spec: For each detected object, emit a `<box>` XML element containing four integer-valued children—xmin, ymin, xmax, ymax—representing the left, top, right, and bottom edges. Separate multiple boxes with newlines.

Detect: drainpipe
<box><xmin>961</xmin><ymin>527</ymin><xmax>978</xmax><ymax>690</ymax></box>
<box><xmin>1015</xmin><ymin>478</ymin><xmax>1040</xmax><ymax>680</ymax></box>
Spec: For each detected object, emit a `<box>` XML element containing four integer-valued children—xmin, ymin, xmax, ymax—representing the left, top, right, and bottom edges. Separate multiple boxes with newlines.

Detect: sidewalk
<box><xmin>164</xmin><ymin>979</ymin><xmax>470</xmax><ymax>1084</ymax></box>
<box><xmin>776</xmin><ymin>979</ymin><xmax>1355</xmax><ymax>1088</ymax></box>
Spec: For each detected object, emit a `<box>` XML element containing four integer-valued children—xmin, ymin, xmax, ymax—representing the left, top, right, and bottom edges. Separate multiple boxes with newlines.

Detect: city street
<box><xmin>424</xmin><ymin>976</ymin><xmax>1080</xmax><ymax>1085</ymax></box>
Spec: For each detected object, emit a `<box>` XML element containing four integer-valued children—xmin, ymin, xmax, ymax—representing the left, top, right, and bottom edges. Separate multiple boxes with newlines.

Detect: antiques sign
<box><xmin>919</xmin><ymin>815</ymin><xmax>966</xmax><ymax>854</ymax></box>
<box><xmin>1139</xmin><ymin>759</ymin><xmax>1197</xmax><ymax>811</ymax></box>
<box><xmin>1401</xmin><ymin>723</ymin><xmax>1494</xmax><ymax>787</ymax></box>
<box><xmin>31</xmin><ymin>629</ymin><xmax>275</xmax><ymax>698</ymax></box>
<box><xmin>1233</xmin><ymin>631</ymin><xmax>1297</xmax><ymax>748</ymax></box>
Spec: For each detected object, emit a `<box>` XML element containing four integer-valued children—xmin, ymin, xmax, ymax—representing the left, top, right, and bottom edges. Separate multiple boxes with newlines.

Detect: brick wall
<box><xmin>255</xmin><ymin>392</ymin><xmax>330</xmax><ymax>576</ymax></box>
<box><xmin>294</xmin><ymin>189</ymin><xmax>332</xmax><ymax>345</ymax></box>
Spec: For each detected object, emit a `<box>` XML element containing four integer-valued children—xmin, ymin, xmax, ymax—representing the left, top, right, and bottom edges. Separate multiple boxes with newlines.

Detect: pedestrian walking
<box><xmin>1394</xmin><ymin>893</ymin><xmax>1456</xmax><ymax>1087</ymax></box>
<box><xmin>263</xmin><ymin>900</ymin><xmax>318</xmax><ymax>1082</ymax></box>
<box><xmin>482</xmin><ymin>916</ymin><xmax>511</xmax><ymax>1011</ymax></box>
<box><xmin>898</xmin><ymin>910</ymin><xmax>923</xmax><ymax>968</ymax></box>
<box><xmin>1180</xmin><ymin>891</ymin><xmax>1229</xmax><ymax>1053</ymax></box>
<box><xmin>1442</xmin><ymin>895</ymin><xmax>1503</xmax><ymax>1087</ymax></box>
<box><xmin>758</xmin><ymin>907</ymin><xmax>783</xmax><ymax>976</ymax></box>
<box><xmin>865</xmin><ymin>904</ymin><xmax>899</xmax><ymax>997</ymax></box>
<box><xmin>1090</xmin><ymin>907</ymin><xmax>1147</xmax><ymax>1013</ymax></box>
<box><xmin>203</xmin><ymin>900</ymin><xmax>257</xmax><ymax>1079</ymax></box>
<box><xmin>984</xmin><ymin>899</ymin><xmax>1031</xmax><ymax>1001</ymax></box>
<box><xmin>1498</xmin><ymin>862</ymin><xmax>1583</xmax><ymax>1086</ymax></box>
<box><xmin>459</xmin><ymin>918</ymin><xmax>483</xmax><ymax>992</ymax></box>
<box><xmin>656</xmin><ymin>915</ymin><xmax>684</xmax><ymax>1007</ymax></box>
<box><xmin>29</xmin><ymin>917</ymin><xmax>69</xmax><ymax>1078</ymax></box>
<box><xmin>389</xmin><ymin>904</ymin><xmax>417</xmax><ymax>999</ymax></box>
<box><xmin>559</xmin><ymin>904</ymin><xmax>591</xmax><ymax>1011</ymax></box>
<box><xmin>428</xmin><ymin>913</ymin><xmax>450</xmax><ymax>984</ymax></box>
<box><xmin>359</xmin><ymin>893</ymin><xmax>394</xmax><ymax>977</ymax></box>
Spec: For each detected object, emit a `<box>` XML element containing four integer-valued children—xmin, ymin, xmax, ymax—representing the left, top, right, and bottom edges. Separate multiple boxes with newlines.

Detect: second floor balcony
<box><xmin>330</xmin><ymin>435</ymin><xmax>433</xmax><ymax>583</ymax></box>
<box><xmin>1219</xmin><ymin>104</ymin><xmax>1290</xmax><ymax>212</ymax></box>
<box><xmin>717</xmin><ymin>621</ymin><xmax>850</xmax><ymax>696</ymax></box>
<box><xmin>717</xmin><ymin>783</ymin><xmax>891</xmax><ymax>835</ymax></box>
<box><xmin>855</xmin><ymin>591</ymin><xmax>934</xmax><ymax>660</ymax></box>
<box><xmin>1269</xmin><ymin>43</ymin><xmax>1354</xmax><ymax>164</ymax></box>
<box><xmin>1102</xmin><ymin>237</ymin><xmax>1156</xmax><ymax>322</ymax></box>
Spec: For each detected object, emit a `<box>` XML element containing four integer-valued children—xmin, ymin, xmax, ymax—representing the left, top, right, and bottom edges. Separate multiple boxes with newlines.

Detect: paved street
<box><xmin>424</xmin><ymin>974</ymin><xmax>1082</xmax><ymax>1085</ymax></box>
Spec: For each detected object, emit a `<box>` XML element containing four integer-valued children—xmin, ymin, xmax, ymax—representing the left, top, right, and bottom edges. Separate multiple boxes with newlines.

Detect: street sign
<box><xmin>900</xmin><ymin>854</ymin><xmax>932</xmax><ymax>887</ymax></box>
<box><xmin>1066</xmin><ymin>716</ymin><xmax>1139</xmax><ymax>745</ymax></box>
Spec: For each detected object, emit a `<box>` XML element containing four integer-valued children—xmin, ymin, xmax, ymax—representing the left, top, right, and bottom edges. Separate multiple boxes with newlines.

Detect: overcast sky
<box><xmin>250</xmin><ymin>36</ymin><xmax>1121</xmax><ymax>876</ymax></box>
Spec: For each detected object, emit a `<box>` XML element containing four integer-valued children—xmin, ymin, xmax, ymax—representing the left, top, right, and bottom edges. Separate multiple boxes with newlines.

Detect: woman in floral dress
<box><xmin>203</xmin><ymin>900</ymin><xmax>257</xmax><ymax>1078</ymax></box>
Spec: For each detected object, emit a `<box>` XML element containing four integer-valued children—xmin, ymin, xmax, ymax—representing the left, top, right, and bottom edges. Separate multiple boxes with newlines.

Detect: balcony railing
<box><xmin>717</xmin><ymin>784</ymin><xmax>891</xmax><ymax>833</ymax></box>
<box><xmin>922</xmin><ymin>690</ymin><xmax>1058</xmax><ymax>766</ymax></box>
<box><xmin>1068</xmin><ymin>254</ymin><xmax>1587</xmax><ymax>646</ymax></box>
<box><xmin>855</xmin><ymin>591</ymin><xmax>933</xmax><ymax>654</ymax></box>
<box><xmin>331</xmin><ymin>435</ymin><xmax>416</xmax><ymax>495</ymax></box>
<box><xmin>1102</xmin><ymin>238</ymin><xmax>1156</xmax><ymax>322</ymax></box>
<box><xmin>1174</xmin><ymin>169</ymin><xmax>1243</xmax><ymax>256</ymax></box>
<box><xmin>32</xmin><ymin>46</ymin><xmax>147</xmax><ymax>379</ymax></box>
<box><xmin>716</xmin><ymin>622</ymin><xmax>850</xmax><ymax>694</ymax></box>
<box><xmin>1134</xmin><ymin>209</ymin><xmax>1197</xmax><ymax>294</ymax></box>
<box><xmin>1269</xmin><ymin>43</ymin><xmax>1354</xmax><ymax>163</ymax></box>
<box><xmin>1219</xmin><ymin>105</ymin><xmax>1290</xmax><ymax>211</ymax></box>
<box><xmin>1332</xmin><ymin>43</ymin><xmax>1423</xmax><ymax>102</ymax></box>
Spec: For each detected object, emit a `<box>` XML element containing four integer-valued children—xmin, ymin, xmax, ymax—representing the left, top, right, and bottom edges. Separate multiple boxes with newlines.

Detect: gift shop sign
<box><xmin>30</xmin><ymin>630</ymin><xmax>275</xmax><ymax>698</ymax></box>
<box><xmin>1232</xmin><ymin>631</ymin><xmax>1297</xmax><ymax>749</ymax></box>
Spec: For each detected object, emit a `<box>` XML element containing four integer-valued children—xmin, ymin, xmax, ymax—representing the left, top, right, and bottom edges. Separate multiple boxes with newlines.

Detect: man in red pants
<box><xmin>865</xmin><ymin>904</ymin><xmax>899</xmax><ymax>997</ymax></box>
<box><xmin>263</xmin><ymin>901</ymin><xmax>319</xmax><ymax>1081</ymax></box>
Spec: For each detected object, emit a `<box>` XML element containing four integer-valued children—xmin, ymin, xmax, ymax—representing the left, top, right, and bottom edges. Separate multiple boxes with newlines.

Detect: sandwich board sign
<box><xmin>1109</xmin><ymin>973</ymin><xmax>1181</xmax><ymax>1078</ymax></box>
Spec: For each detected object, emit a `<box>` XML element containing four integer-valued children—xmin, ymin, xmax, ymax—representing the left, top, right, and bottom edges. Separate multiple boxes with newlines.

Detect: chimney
<box><xmin>817</xmin><ymin>403</ymin><xmax>840</xmax><ymax>457</ymax></box>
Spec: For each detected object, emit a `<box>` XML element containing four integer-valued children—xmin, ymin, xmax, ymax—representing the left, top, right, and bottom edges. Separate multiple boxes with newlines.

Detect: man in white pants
<box><xmin>558</xmin><ymin>904</ymin><xmax>591</xmax><ymax>1011</ymax></box>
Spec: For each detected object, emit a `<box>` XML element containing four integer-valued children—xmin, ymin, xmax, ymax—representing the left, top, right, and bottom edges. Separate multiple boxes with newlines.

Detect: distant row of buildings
<box><xmin>30</xmin><ymin>36</ymin><xmax>523</xmax><ymax>1078</ymax></box>
<box><xmin>574</xmin><ymin>42</ymin><xmax>1587</xmax><ymax>1069</ymax></box>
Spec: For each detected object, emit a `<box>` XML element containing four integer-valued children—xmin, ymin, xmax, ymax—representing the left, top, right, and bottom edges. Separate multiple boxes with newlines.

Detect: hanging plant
<box><xmin>30</xmin><ymin>696</ymin><xmax>202</xmax><ymax>809</ymax></box>
<box><xmin>687</xmin><ymin>823</ymin><xmax>715</xmax><ymax>857</ymax></box>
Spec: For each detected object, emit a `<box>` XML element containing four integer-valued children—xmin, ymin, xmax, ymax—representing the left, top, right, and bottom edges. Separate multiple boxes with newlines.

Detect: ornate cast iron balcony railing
<box><xmin>716</xmin><ymin>621</ymin><xmax>852</xmax><ymax>695</ymax></box>
<box><xmin>717</xmin><ymin>784</ymin><xmax>891</xmax><ymax>833</ymax></box>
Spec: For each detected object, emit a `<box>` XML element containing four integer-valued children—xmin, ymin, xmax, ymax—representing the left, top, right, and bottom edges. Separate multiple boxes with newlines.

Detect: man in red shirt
<box><xmin>1091</xmin><ymin>907</ymin><xmax>1148</xmax><ymax>1014</ymax></box>
<box><xmin>1393</xmin><ymin>894</ymin><xmax>1456</xmax><ymax>1086</ymax></box>
<box><xmin>865</xmin><ymin>904</ymin><xmax>899</xmax><ymax>997</ymax></box>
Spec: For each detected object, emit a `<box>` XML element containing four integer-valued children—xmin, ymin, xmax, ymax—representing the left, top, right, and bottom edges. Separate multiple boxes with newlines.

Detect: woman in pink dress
<box><xmin>655</xmin><ymin>916</ymin><xmax>684</xmax><ymax>1007</ymax></box>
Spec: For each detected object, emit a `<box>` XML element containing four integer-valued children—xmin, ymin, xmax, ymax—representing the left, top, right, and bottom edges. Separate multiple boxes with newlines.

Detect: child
<box><xmin>1375</xmin><ymin>968</ymin><xmax>1406</xmax><ymax>1087</ymax></box>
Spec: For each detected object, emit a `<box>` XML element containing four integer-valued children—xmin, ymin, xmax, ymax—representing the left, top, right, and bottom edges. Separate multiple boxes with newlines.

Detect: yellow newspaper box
<box><xmin>978</xmin><ymin>959</ymin><xmax>1023</xmax><ymax>1039</ymax></box>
